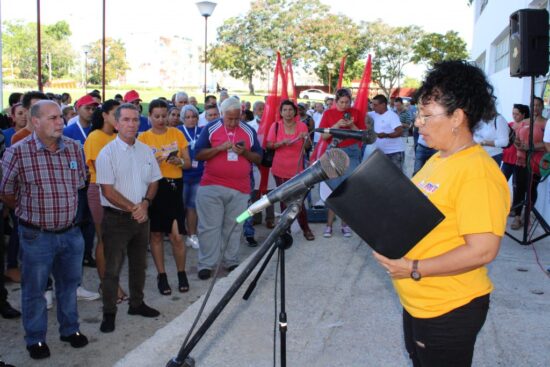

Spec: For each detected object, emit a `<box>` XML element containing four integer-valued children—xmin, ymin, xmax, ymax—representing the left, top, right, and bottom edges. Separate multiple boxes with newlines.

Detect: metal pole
<box><xmin>102</xmin><ymin>0</ymin><xmax>106</xmax><ymax>101</ymax></box>
<box><xmin>203</xmin><ymin>16</ymin><xmax>208</xmax><ymax>101</ymax></box>
<box><xmin>85</xmin><ymin>51</ymin><xmax>88</xmax><ymax>93</ymax></box>
<box><xmin>37</xmin><ymin>0</ymin><xmax>43</xmax><ymax>91</ymax></box>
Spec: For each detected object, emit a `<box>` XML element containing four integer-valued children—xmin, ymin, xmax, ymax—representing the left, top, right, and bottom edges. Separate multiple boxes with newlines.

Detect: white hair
<box><xmin>179</xmin><ymin>104</ymin><xmax>199</xmax><ymax>122</ymax></box>
<box><xmin>175</xmin><ymin>91</ymin><xmax>188</xmax><ymax>102</ymax></box>
<box><xmin>220</xmin><ymin>97</ymin><xmax>241</xmax><ymax>114</ymax></box>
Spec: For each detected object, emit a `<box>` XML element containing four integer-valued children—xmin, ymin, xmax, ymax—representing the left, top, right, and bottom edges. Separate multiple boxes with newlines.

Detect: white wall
<box><xmin>471</xmin><ymin>0</ymin><xmax>542</xmax><ymax>121</ymax></box>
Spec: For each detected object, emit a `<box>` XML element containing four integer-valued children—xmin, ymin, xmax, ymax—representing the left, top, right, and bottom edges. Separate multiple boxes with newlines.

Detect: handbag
<box><xmin>261</xmin><ymin>122</ymin><xmax>279</xmax><ymax>168</ymax></box>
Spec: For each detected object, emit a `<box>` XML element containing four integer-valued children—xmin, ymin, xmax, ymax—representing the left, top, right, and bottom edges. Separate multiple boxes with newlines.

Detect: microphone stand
<box><xmin>166</xmin><ymin>195</ymin><xmax>305</xmax><ymax>367</ymax></box>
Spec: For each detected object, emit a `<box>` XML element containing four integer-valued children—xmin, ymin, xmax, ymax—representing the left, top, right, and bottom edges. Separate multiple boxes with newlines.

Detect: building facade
<box><xmin>471</xmin><ymin>0</ymin><xmax>549</xmax><ymax>120</ymax></box>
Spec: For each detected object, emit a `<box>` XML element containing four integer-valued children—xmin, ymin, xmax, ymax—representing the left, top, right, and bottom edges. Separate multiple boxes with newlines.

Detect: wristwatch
<box><xmin>410</xmin><ymin>260</ymin><xmax>421</xmax><ymax>281</ymax></box>
<box><xmin>142</xmin><ymin>197</ymin><xmax>152</xmax><ymax>206</ymax></box>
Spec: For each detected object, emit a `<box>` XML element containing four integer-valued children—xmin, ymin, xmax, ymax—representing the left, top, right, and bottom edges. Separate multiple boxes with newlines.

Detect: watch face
<box><xmin>411</xmin><ymin>271</ymin><xmax>421</xmax><ymax>281</ymax></box>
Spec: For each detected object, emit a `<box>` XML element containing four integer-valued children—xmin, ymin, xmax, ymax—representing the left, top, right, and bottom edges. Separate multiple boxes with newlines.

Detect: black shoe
<box><xmin>177</xmin><ymin>271</ymin><xmax>189</xmax><ymax>293</ymax></box>
<box><xmin>26</xmin><ymin>342</ymin><xmax>50</xmax><ymax>359</ymax></box>
<box><xmin>157</xmin><ymin>273</ymin><xmax>172</xmax><ymax>295</ymax></box>
<box><xmin>82</xmin><ymin>255</ymin><xmax>97</xmax><ymax>268</ymax></box>
<box><xmin>198</xmin><ymin>269</ymin><xmax>211</xmax><ymax>280</ymax></box>
<box><xmin>128</xmin><ymin>302</ymin><xmax>160</xmax><ymax>318</ymax></box>
<box><xmin>0</xmin><ymin>302</ymin><xmax>21</xmax><ymax>319</ymax></box>
<box><xmin>0</xmin><ymin>360</ymin><xmax>15</xmax><ymax>367</ymax></box>
<box><xmin>245</xmin><ymin>236</ymin><xmax>258</xmax><ymax>247</ymax></box>
<box><xmin>226</xmin><ymin>264</ymin><xmax>239</xmax><ymax>272</ymax></box>
<box><xmin>60</xmin><ymin>331</ymin><xmax>88</xmax><ymax>348</ymax></box>
<box><xmin>100</xmin><ymin>313</ymin><xmax>116</xmax><ymax>333</ymax></box>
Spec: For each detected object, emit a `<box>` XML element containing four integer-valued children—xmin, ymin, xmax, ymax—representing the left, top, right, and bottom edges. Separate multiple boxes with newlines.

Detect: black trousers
<box><xmin>403</xmin><ymin>294</ymin><xmax>490</xmax><ymax>367</ymax></box>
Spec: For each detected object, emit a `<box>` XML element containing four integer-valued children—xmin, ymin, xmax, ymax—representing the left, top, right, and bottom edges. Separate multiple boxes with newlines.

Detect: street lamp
<box><xmin>196</xmin><ymin>1</ymin><xmax>217</xmax><ymax>100</ymax></box>
<box><xmin>327</xmin><ymin>63</ymin><xmax>334</xmax><ymax>94</ymax></box>
<box><xmin>263</xmin><ymin>48</ymin><xmax>274</xmax><ymax>92</ymax></box>
<box><xmin>84</xmin><ymin>49</ymin><xmax>89</xmax><ymax>93</ymax></box>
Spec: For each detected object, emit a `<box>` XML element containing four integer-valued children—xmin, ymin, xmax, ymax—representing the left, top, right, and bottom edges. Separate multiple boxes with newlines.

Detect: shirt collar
<box><xmin>32</xmin><ymin>132</ymin><xmax>66</xmax><ymax>152</ymax></box>
<box><xmin>115</xmin><ymin>135</ymin><xmax>135</xmax><ymax>151</ymax></box>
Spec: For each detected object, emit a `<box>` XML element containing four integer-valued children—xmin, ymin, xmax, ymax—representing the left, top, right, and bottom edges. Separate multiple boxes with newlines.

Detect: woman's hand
<box><xmin>333</xmin><ymin>118</ymin><xmax>352</xmax><ymax>129</ymax></box>
<box><xmin>372</xmin><ymin>251</ymin><xmax>412</xmax><ymax>279</ymax></box>
<box><xmin>167</xmin><ymin>155</ymin><xmax>182</xmax><ymax>166</ymax></box>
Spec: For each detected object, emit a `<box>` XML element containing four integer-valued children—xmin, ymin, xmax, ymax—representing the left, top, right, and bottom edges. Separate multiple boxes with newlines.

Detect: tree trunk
<box><xmin>248</xmin><ymin>77</ymin><xmax>255</xmax><ymax>95</ymax></box>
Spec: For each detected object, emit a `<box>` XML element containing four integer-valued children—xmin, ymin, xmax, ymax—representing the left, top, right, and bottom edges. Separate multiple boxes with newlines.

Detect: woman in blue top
<box><xmin>178</xmin><ymin>105</ymin><xmax>205</xmax><ymax>249</ymax></box>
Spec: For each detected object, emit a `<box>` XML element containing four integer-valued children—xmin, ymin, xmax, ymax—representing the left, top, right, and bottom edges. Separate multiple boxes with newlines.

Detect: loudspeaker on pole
<box><xmin>509</xmin><ymin>9</ymin><xmax>549</xmax><ymax>78</ymax></box>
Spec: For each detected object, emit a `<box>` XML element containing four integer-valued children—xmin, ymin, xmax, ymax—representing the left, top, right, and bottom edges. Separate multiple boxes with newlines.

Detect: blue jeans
<box><xmin>414</xmin><ymin>144</ymin><xmax>437</xmax><ymax>175</ymax></box>
<box><xmin>386</xmin><ymin>151</ymin><xmax>405</xmax><ymax>172</ymax></box>
<box><xmin>19</xmin><ymin>225</ymin><xmax>84</xmax><ymax>345</ymax></box>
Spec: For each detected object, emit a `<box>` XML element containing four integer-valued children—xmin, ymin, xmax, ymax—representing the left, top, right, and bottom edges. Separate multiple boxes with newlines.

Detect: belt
<box><xmin>103</xmin><ymin>206</ymin><xmax>132</xmax><ymax>216</ymax></box>
<box><xmin>19</xmin><ymin>219</ymin><xmax>76</xmax><ymax>234</ymax></box>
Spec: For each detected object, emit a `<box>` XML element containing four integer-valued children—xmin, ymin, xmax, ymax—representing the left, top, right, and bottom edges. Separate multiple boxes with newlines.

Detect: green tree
<box><xmin>209</xmin><ymin>0</ymin><xmax>364</xmax><ymax>94</ymax></box>
<box><xmin>411</xmin><ymin>31</ymin><xmax>469</xmax><ymax>68</ymax></box>
<box><xmin>402</xmin><ymin>76</ymin><xmax>421</xmax><ymax>89</ymax></box>
<box><xmin>86</xmin><ymin>38</ymin><xmax>130</xmax><ymax>85</ymax></box>
<box><xmin>1</xmin><ymin>20</ymin><xmax>75</xmax><ymax>82</ymax></box>
<box><xmin>361</xmin><ymin>20</ymin><xmax>424</xmax><ymax>97</ymax></box>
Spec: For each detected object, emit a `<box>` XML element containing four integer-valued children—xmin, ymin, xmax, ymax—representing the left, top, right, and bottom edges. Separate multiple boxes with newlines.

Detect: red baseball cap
<box><xmin>124</xmin><ymin>90</ymin><xmax>142</xmax><ymax>103</ymax></box>
<box><xmin>75</xmin><ymin>95</ymin><xmax>99</xmax><ymax>109</ymax></box>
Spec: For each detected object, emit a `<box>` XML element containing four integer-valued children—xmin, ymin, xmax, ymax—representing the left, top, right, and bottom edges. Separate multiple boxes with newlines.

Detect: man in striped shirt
<box><xmin>0</xmin><ymin>100</ymin><xmax>89</xmax><ymax>359</ymax></box>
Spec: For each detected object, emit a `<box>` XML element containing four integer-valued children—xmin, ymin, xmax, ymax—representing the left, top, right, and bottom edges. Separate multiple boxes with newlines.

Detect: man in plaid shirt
<box><xmin>0</xmin><ymin>100</ymin><xmax>89</xmax><ymax>360</ymax></box>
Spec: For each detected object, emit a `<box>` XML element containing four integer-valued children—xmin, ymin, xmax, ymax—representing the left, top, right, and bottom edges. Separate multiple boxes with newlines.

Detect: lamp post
<box><xmin>264</xmin><ymin>48</ymin><xmax>274</xmax><ymax>93</ymax></box>
<box><xmin>84</xmin><ymin>50</ymin><xmax>89</xmax><ymax>93</ymax></box>
<box><xmin>327</xmin><ymin>62</ymin><xmax>334</xmax><ymax>94</ymax></box>
<box><xmin>196</xmin><ymin>1</ymin><xmax>217</xmax><ymax>101</ymax></box>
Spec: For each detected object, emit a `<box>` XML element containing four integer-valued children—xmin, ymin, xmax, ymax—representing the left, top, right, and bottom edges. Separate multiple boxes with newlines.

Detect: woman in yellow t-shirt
<box><xmin>84</xmin><ymin>99</ymin><xmax>127</xmax><ymax>302</ymax></box>
<box><xmin>138</xmin><ymin>99</ymin><xmax>191</xmax><ymax>295</ymax></box>
<box><xmin>373</xmin><ymin>61</ymin><xmax>510</xmax><ymax>367</ymax></box>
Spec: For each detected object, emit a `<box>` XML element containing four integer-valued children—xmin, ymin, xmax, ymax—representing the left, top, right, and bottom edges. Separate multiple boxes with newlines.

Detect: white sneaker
<box><xmin>77</xmin><ymin>286</ymin><xmax>100</xmax><ymax>301</ymax></box>
<box><xmin>186</xmin><ymin>235</ymin><xmax>200</xmax><ymax>249</ymax></box>
<box><xmin>44</xmin><ymin>290</ymin><xmax>53</xmax><ymax>310</ymax></box>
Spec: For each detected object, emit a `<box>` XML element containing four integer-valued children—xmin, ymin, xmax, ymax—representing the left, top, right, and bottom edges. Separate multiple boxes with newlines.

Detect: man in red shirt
<box><xmin>194</xmin><ymin>97</ymin><xmax>262</xmax><ymax>280</ymax></box>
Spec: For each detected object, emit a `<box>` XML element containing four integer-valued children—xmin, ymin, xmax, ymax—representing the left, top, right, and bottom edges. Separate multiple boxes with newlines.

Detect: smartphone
<box><xmin>235</xmin><ymin>140</ymin><xmax>245</xmax><ymax>148</ymax></box>
<box><xmin>165</xmin><ymin>151</ymin><xmax>178</xmax><ymax>161</ymax></box>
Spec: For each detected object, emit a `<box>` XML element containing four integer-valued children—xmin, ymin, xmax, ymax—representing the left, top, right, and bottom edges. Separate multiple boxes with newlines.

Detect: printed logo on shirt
<box><xmin>418</xmin><ymin>180</ymin><xmax>439</xmax><ymax>194</ymax></box>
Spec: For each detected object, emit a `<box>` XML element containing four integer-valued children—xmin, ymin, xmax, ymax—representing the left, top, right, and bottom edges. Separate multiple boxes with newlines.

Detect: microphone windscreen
<box><xmin>319</xmin><ymin>148</ymin><xmax>350</xmax><ymax>178</ymax></box>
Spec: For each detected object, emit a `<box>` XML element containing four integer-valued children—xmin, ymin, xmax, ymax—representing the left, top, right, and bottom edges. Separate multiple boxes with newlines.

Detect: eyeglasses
<box><xmin>415</xmin><ymin>112</ymin><xmax>448</xmax><ymax>126</ymax></box>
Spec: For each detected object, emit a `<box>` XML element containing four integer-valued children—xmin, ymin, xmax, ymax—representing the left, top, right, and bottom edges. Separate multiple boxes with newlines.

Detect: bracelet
<box><xmin>180</xmin><ymin>158</ymin><xmax>185</xmax><ymax>166</ymax></box>
<box><xmin>142</xmin><ymin>197</ymin><xmax>152</xmax><ymax>205</ymax></box>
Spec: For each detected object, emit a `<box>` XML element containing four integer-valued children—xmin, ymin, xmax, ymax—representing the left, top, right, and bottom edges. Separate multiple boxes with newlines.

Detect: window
<box><xmin>475</xmin><ymin>52</ymin><xmax>486</xmax><ymax>73</ymax></box>
<box><xmin>494</xmin><ymin>33</ymin><xmax>509</xmax><ymax>73</ymax></box>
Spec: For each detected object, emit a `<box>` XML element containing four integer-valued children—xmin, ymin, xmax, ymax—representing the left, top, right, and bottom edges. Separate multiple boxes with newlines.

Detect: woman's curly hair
<box><xmin>414</xmin><ymin>60</ymin><xmax>497</xmax><ymax>131</ymax></box>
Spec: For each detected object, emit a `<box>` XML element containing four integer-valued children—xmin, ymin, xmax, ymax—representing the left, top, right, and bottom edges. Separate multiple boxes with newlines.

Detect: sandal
<box><xmin>303</xmin><ymin>230</ymin><xmax>315</xmax><ymax>241</ymax></box>
<box><xmin>177</xmin><ymin>271</ymin><xmax>189</xmax><ymax>293</ymax></box>
<box><xmin>157</xmin><ymin>273</ymin><xmax>172</xmax><ymax>295</ymax></box>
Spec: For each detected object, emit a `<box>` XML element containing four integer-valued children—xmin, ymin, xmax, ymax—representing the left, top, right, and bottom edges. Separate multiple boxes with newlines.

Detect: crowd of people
<box><xmin>0</xmin><ymin>73</ymin><xmax>549</xmax><ymax>364</ymax></box>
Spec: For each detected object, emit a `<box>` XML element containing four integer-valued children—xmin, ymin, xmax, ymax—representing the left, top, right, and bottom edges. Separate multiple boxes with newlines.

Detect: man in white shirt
<box><xmin>369</xmin><ymin>94</ymin><xmax>405</xmax><ymax>171</ymax></box>
<box><xmin>96</xmin><ymin>103</ymin><xmax>162</xmax><ymax>333</ymax></box>
<box><xmin>312</xmin><ymin>102</ymin><xmax>324</xmax><ymax>144</ymax></box>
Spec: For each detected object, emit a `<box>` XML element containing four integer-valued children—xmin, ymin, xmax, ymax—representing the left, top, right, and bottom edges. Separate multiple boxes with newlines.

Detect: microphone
<box><xmin>314</xmin><ymin>128</ymin><xmax>377</xmax><ymax>144</ymax></box>
<box><xmin>236</xmin><ymin>148</ymin><xmax>350</xmax><ymax>223</ymax></box>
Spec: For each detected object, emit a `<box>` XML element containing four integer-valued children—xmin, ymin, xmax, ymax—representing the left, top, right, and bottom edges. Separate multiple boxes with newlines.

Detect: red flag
<box><xmin>285</xmin><ymin>59</ymin><xmax>297</xmax><ymax>103</ymax></box>
<box><xmin>336</xmin><ymin>55</ymin><xmax>347</xmax><ymax>90</ymax></box>
<box><xmin>258</xmin><ymin>52</ymin><xmax>286</xmax><ymax>193</ymax></box>
<box><xmin>353</xmin><ymin>54</ymin><xmax>372</xmax><ymax>125</ymax></box>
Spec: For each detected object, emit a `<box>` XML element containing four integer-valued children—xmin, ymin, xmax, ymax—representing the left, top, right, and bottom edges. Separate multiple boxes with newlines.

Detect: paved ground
<box><xmin>2</xmin><ymin>140</ymin><xmax>549</xmax><ymax>366</ymax></box>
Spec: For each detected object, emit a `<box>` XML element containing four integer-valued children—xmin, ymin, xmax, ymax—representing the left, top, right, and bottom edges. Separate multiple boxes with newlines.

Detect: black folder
<box><xmin>326</xmin><ymin>149</ymin><xmax>445</xmax><ymax>259</ymax></box>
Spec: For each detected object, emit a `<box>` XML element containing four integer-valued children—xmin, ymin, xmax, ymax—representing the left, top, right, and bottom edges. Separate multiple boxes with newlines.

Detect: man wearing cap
<box><xmin>63</xmin><ymin>96</ymin><xmax>101</xmax><ymax>301</ymax></box>
<box><xmin>0</xmin><ymin>100</ymin><xmax>89</xmax><ymax>359</ymax></box>
<box><xmin>123</xmin><ymin>90</ymin><xmax>150</xmax><ymax>132</ymax></box>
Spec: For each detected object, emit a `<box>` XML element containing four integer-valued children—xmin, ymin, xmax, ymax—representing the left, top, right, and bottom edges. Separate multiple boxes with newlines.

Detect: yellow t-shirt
<box><xmin>138</xmin><ymin>127</ymin><xmax>188</xmax><ymax>179</ymax></box>
<box><xmin>393</xmin><ymin>144</ymin><xmax>510</xmax><ymax>318</ymax></box>
<box><xmin>83</xmin><ymin>129</ymin><xmax>116</xmax><ymax>183</ymax></box>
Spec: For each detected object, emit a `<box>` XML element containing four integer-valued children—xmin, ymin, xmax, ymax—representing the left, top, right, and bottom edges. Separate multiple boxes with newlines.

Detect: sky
<box><xmin>1</xmin><ymin>0</ymin><xmax>474</xmax><ymax>51</ymax></box>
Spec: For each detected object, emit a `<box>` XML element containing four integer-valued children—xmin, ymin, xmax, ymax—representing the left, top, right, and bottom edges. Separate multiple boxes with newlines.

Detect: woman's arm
<box><xmin>373</xmin><ymin>232</ymin><xmax>502</xmax><ymax>279</ymax></box>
